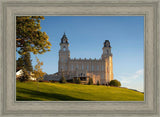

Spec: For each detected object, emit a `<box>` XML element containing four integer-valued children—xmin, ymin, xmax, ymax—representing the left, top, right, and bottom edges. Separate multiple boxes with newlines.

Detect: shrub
<box><xmin>88</xmin><ymin>78</ymin><xmax>93</xmax><ymax>85</ymax></box>
<box><xmin>106</xmin><ymin>83</ymin><xmax>109</xmax><ymax>86</ymax></box>
<box><xmin>109</xmin><ymin>80</ymin><xmax>121</xmax><ymax>87</ymax></box>
<box><xmin>76</xmin><ymin>78</ymin><xmax>81</xmax><ymax>84</ymax></box>
<box><xmin>60</xmin><ymin>76</ymin><xmax>66</xmax><ymax>83</ymax></box>
<box><xmin>72</xmin><ymin>78</ymin><xmax>76</xmax><ymax>83</ymax></box>
<box><xmin>97</xmin><ymin>80</ymin><xmax>100</xmax><ymax>85</ymax></box>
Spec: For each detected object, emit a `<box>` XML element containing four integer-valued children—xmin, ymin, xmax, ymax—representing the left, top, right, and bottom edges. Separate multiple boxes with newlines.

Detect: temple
<box><xmin>44</xmin><ymin>33</ymin><xmax>113</xmax><ymax>85</ymax></box>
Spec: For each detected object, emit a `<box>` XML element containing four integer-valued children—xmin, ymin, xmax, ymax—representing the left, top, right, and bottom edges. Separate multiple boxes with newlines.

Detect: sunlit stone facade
<box><xmin>58</xmin><ymin>33</ymin><xmax>113</xmax><ymax>85</ymax></box>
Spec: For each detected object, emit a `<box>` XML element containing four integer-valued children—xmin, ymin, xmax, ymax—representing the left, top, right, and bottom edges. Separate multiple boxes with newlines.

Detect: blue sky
<box><xmin>18</xmin><ymin>16</ymin><xmax>144</xmax><ymax>92</ymax></box>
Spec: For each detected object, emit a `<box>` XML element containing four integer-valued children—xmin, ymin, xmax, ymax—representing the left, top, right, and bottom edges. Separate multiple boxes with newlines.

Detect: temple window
<box><xmin>87</xmin><ymin>65</ymin><xmax>89</xmax><ymax>70</ymax></box>
<box><xmin>97</xmin><ymin>65</ymin><xmax>99</xmax><ymax>71</ymax></box>
<box><xmin>82</xmin><ymin>64</ymin><xmax>84</xmax><ymax>70</ymax></box>
<box><xmin>76</xmin><ymin>64</ymin><xmax>79</xmax><ymax>69</ymax></box>
<box><xmin>71</xmin><ymin>64</ymin><xmax>73</xmax><ymax>71</ymax></box>
<box><xmin>102</xmin><ymin>65</ymin><xmax>104</xmax><ymax>71</ymax></box>
<box><xmin>92</xmin><ymin>65</ymin><xmax>94</xmax><ymax>71</ymax></box>
<box><xmin>63</xmin><ymin>46</ymin><xmax>66</xmax><ymax>51</ymax></box>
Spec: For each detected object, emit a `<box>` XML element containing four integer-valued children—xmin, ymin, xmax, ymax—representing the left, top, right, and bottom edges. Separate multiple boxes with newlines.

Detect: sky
<box><xmin>17</xmin><ymin>16</ymin><xmax>144</xmax><ymax>92</ymax></box>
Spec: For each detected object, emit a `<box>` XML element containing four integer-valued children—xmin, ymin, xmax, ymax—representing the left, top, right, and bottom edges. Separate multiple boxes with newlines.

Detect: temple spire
<box><xmin>61</xmin><ymin>32</ymin><xmax>69</xmax><ymax>44</ymax></box>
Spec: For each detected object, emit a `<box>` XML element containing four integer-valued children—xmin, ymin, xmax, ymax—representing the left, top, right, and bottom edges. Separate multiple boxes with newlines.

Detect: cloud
<box><xmin>121</xmin><ymin>80</ymin><xmax>129</xmax><ymax>84</ymax></box>
<box><xmin>114</xmin><ymin>69</ymin><xmax>144</xmax><ymax>92</ymax></box>
<box><xmin>130</xmin><ymin>69</ymin><xmax>144</xmax><ymax>79</ymax></box>
<box><xmin>115</xmin><ymin>69</ymin><xmax>144</xmax><ymax>80</ymax></box>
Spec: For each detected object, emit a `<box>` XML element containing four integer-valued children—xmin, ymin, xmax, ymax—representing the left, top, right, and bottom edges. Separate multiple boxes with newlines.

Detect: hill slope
<box><xmin>16</xmin><ymin>81</ymin><xmax>144</xmax><ymax>101</ymax></box>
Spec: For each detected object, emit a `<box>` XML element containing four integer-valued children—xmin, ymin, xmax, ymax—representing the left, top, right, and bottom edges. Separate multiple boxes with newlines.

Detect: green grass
<box><xmin>16</xmin><ymin>81</ymin><xmax>144</xmax><ymax>101</ymax></box>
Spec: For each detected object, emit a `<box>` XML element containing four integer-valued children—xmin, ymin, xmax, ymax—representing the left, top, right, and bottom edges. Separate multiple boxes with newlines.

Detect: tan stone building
<box><xmin>58</xmin><ymin>33</ymin><xmax>113</xmax><ymax>85</ymax></box>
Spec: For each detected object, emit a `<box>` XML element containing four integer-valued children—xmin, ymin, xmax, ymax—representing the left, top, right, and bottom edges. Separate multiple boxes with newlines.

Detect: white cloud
<box><xmin>114</xmin><ymin>69</ymin><xmax>144</xmax><ymax>92</ymax></box>
<box><xmin>115</xmin><ymin>69</ymin><xmax>144</xmax><ymax>80</ymax></box>
<box><xmin>130</xmin><ymin>69</ymin><xmax>144</xmax><ymax>79</ymax></box>
<box><xmin>121</xmin><ymin>80</ymin><xmax>129</xmax><ymax>84</ymax></box>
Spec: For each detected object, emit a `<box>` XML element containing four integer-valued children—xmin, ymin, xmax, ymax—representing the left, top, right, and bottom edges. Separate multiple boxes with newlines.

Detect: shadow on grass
<box><xmin>16</xmin><ymin>87</ymin><xmax>87</xmax><ymax>101</ymax></box>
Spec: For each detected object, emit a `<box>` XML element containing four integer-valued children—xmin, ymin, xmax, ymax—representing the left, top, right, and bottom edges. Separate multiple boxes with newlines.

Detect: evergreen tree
<box><xmin>60</xmin><ymin>76</ymin><xmax>66</xmax><ymax>83</ymax></box>
<box><xmin>59</xmin><ymin>72</ymin><xmax>66</xmax><ymax>83</ymax></box>
<box><xmin>88</xmin><ymin>78</ymin><xmax>93</xmax><ymax>85</ymax></box>
<box><xmin>22</xmin><ymin>52</ymin><xmax>33</xmax><ymax>72</ymax></box>
<box><xmin>77</xmin><ymin>78</ymin><xmax>81</xmax><ymax>84</ymax></box>
<box><xmin>97</xmin><ymin>80</ymin><xmax>100</xmax><ymax>85</ymax></box>
<box><xmin>72</xmin><ymin>78</ymin><xmax>76</xmax><ymax>83</ymax></box>
<box><xmin>16</xmin><ymin>57</ymin><xmax>24</xmax><ymax>70</ymax></box>
<box><xmin>16</xmin><ymin>52</ymin><xmax>33</xmax><ymax>72</ymax></box>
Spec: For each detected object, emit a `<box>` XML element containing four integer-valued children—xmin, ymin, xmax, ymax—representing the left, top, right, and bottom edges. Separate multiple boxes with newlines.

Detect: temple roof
<box><xmin>61</xmin><ymin>33</ymin><xmax>69</xmax><ymax>44</ymax></box>
<box><xmin>104</xmin><ymin>40</ymin><xmax>111</xmax><ymax>47</ymax></box>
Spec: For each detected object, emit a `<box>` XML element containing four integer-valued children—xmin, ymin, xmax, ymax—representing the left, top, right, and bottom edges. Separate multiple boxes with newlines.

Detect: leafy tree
<box><xmin>33</xmin><ymin>57</ymin><xmax>46</xmax><ymax>91</ymax></box>
<box><xmin>33</xmin><ymin>57</ymin><xmax>45</xmax><ymax>81</ymax></box>
<box><xmin>109</xmin><ymin>80</ymin><xmax>121</xmax><ymax>87</ymax></box>
<box><xmin>16</xmin><ymin>16</ymin><xmax>51</xmax><ymax>55</ymax></box>
<box><xmin>88</xmin><ymin>78</ymin><xmax>93</xmax><ymax>85</ymax></box>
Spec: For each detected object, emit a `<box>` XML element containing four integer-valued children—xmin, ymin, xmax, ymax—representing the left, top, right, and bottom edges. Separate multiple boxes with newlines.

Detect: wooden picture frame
<box><xmin>0</xmin><ymin>0</ymin><xmax>159</xmax><ymax>117</ymax></box>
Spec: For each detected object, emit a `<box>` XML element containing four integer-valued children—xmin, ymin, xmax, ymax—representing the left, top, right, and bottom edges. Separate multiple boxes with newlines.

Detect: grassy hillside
<box><xmin>16</xmin><ymin>81</ymin><xmax>144</xmax><ymax>101</ymax></box>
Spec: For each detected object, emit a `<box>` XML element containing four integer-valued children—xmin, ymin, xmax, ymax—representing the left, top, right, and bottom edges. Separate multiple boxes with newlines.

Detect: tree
<box><xmin>22</xmin><ymin>52</ymin><xmax>33</xmax><ymax>72</ymax></box>
<box><xmin>72</xmin><ymin>78</ymin><xmax>76</xmax><ymax>83</ymax></box>
<box><xmin>59</xmin><ymin>71</ymin><xmax>66</xmax><ymax>83</ymax></box>
<box><xmin>60</xmin><ymin>76</ymin><xmax>66</xmax><ymax>83</ymax></box>
<box><xmin>18</xmin><ymin>68</ymin><xmax>30</xmax><ymax>82</ymax></box>
<box><xmin>109</xmin><ymin>80</ymin><xmax>121</xmax><ymax>87</ymax></box>
<box><xmin>16</xmin><ymin>52</ymin><xmax>33</xmax><ymax>72</ymax></box>
<box><xmin>97</xmin><ymin>80</ymin><xmax>100</xmax><ymax>85</ymax></box>
<box><xmin>16</xmin><ymin>57</ymin><xmax>24</xmax><ymax>70</ymax></box>
<box><xmin>76</xmin><ymin>78</ymin><xmax>81</xmax><ymax>84</ymax></box>
<box><xmin>33</xmin><ymin>57</ymin><xmax>45</xmax><ymax>81</ymax></box>
<box><xmin>88</xmin><ymin>78</ymin><xmax>93</xmax><ymax>85</ymax></box>
<box><xmin>16</xmin><ymin>16</ymin><xmax>51</xmax><ymax>55</ymax></box>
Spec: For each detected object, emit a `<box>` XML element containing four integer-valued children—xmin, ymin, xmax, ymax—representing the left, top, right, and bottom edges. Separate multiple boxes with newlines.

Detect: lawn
<box><xmin>16</xmin><ymin>81</ymin><xmax>144</xmax><ymax>101</ymax></box>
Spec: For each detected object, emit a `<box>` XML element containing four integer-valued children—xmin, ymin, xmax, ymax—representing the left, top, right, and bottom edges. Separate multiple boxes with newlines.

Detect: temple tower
<box><xmin>58</xmin><ymin>33</ymin><xmax>70</xmax><ymax>72</ymax></box>
<box><xmin>101</xmin><ymin>40</ymin><xmax>113</xmax><ymax>84</ymax></box>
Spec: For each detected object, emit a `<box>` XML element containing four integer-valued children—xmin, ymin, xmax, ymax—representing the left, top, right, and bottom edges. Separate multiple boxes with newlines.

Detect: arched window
<box><xmin>102</xmin><ymin>65</ymin><xmax>104</xmax><ymax>71</ymax></box>
<box><xmin>92</xmin><ymin>65</ymin><xmax>94</xmax><ymax>71</ymax></box>
<box><xmin>76</xmin><ymin>64</ymin><xmax>79</xmax><ymax>69</ymax></box>
<box><xmin>63</xmin><ymin>47</ymin><xmax>66</xmax><ymax>51</ymax></box>
<box><xmin>71</xmin><ymin>64</ymin><xmax>73</xmax><ymax>71</ymax></box>
<box><xmin>97</xmin><ymin>65</ymin><xmax>99</xmax><ymax>71</ymax></box>
<box><xmin>82</xmin><ymin>64</ymin><xmax>84</xmax><ymax>70</ymax></box>
<box><xmin>87</xmin><ymin>65</ymin><xmax>89</xmax><ymax>70</ymax></box>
